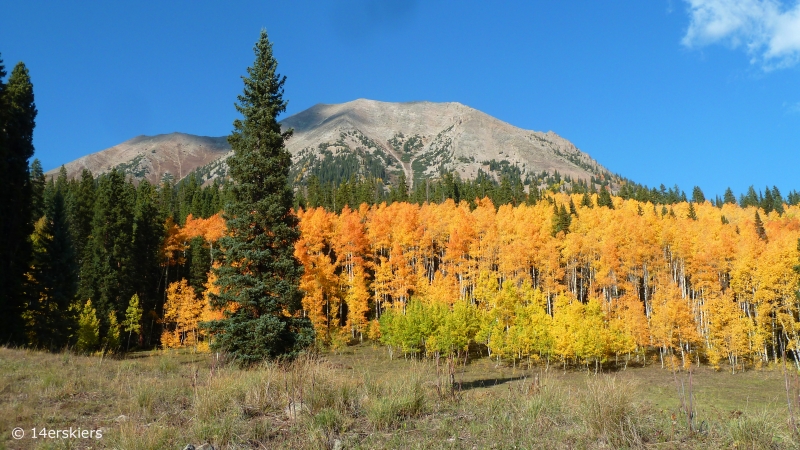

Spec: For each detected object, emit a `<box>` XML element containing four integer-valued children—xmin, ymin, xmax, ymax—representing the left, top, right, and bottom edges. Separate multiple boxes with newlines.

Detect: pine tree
<box><xmin>762</xmin><ymin>187</ymin><xmax>774</xmax><ymax>215</ymax></box>
<box><xmin>691</xmin><ymin>186</ymin><xmax>705</xmax><ymax>204</ymax></box>
<box><xmin>130</xmin><ymin>179</ymin><xmax>164</xmax><ymax>346</ymax></box>
<box><xmin>0</xmin><ymin>60</ymin><xmax>37</xmax><ymax>345</ymax></box>
<box><xmin>24</xmin><ymin>189</ymin><xmax>78</xmax><ymax>349</ymax></box>
<box><xmin>78</xmin><ymin>169</ymin><xmax>135</xmax><ymax>326</ymax></box>
<box><xmin>580</xmin><ymin>191</ymin><xmax>593</xmax><ymax>208</ymax></box>
<box><xmin>67</xmin><ymin>169</ymin><xmax>95</xmax><ymax>264</ymax></box>
<box><xmin>754</xmin><ymin>211</ymin><xmax>767</xmax><ymax>242</ymax></box>
<box><xmin>597</xmin><ymin>188</ymin><xmax>614</xmax><ymax>209</ymax></box>
<box><xmin>392</xmin><ymin>172</ymin><xmax>409</xmax><ymax>203</ymax></box>
<box><xmin>771</xmin><ymin>186</ymin><xmax>785</xmax><ymax>216</ymax></box>
<box><xmin>687</xmin><ymin>202</ymin><xmax>697</xmax><ymax>220</ymax></box>
<box><xmin>723</xmin><ymin>187</ymin><xmax>737</xmax><ymax>204</ymax></box>
<box><xmin>568</xmin><ymin>198</ymin><xmax>578</xmax><ymax>216</ymax></box>
<box><xmin>207</xmin><ymin>30</ymin><xmax>313</xmax><ymax>364</ymax></box>
<box><xmin>29</xmin><ymin>158</ymin><xmax>45</xmax><ymax>221</ymax></box>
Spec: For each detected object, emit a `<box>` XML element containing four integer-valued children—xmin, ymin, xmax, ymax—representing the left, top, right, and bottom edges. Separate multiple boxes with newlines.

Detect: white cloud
<box><xmin>682</xmin><ymin>0</ymin><xmax>800</xmax><ymax>69</ymax></box>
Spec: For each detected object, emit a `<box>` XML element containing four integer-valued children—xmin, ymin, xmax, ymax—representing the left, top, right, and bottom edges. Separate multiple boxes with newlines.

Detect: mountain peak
<box><xmin>48</xmin><ymin>100</ymin><xmax>610</xmax><ymax>188</ymax></box>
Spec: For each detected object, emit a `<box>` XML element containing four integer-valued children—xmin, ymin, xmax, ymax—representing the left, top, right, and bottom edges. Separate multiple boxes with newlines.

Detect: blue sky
<box><xmin>2</xmin><ymin>1</ymin><xmax>799</xmax><ymax>198</ymax></box>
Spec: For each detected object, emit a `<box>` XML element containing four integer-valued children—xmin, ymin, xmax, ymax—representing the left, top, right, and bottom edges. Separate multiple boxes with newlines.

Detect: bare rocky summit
<box><xmin>46</xmin><ymin>132</ymin><xmax>231</xmax><ymax>184</ymax></box>
<box><xmin>47</xmin><ymin>99</ymin><xmax>611</xmax><ymax>187</ymax></box>
<box><xmin>284</xmin><ymin>99</ymin><xmax>609</xmax><ymax>188</ymax></box>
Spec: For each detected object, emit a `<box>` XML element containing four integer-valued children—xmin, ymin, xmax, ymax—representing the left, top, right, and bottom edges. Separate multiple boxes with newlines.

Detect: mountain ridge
<box><xmin>46</xmin><ymin>99</ymin><xmax>613</xmax><ymax>189</ymax></box>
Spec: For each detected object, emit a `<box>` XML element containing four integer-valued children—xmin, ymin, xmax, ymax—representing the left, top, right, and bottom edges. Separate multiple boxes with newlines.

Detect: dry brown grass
<box><xmin>0</xmin><ymin>345</ymin><xmax>797</xmax><ymax>449</ymax></box>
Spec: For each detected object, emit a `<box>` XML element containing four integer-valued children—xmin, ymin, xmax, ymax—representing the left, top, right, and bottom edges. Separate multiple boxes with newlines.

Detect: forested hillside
<box><xmin>14</xmin><ymin>154</ymin><xmax>800</xmax><ymax>376</ymax></box>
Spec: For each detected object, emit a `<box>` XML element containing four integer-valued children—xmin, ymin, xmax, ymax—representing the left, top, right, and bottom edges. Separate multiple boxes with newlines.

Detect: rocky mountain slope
<box><xmin>47</xmin><ymin>99</ymin><xmax>612</xmax><ymax>188</ymax></box>
<box><xmin>46</xmin><ymin>133</ymin><xmax>230</xmax><ymax>184</ymax></box>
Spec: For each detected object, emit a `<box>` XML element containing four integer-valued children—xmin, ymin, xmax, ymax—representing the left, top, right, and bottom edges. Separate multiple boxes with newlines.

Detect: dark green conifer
<box><xmin>131</xmin><ymin>180</ymin><xmax>164</xmax><ymax>346</ymax></box>
<box><xmin>754</xmin><ymin>211</ymin><xmax>767</xmax><ymax>242</ymax></box>
<box><xmin>78</xmin><ymin>169</ymin><xmax>135</xmax><ymax>327</ymax></box>
<box><xmin>691</xmin><ymin>186</ymin><xmax>705</xmax><ymax>204</ymax></box>
<box><xmin>740</xmin><ymin>186</ymin><xmax>759</xmax><ymax>208</ymax></box>
<box><xmin>29</xmin><ymin>158</ymin><xmax>45</xmax><ymax>221</ymax></box>
<box><xmin>66</xmin><ymin>169</ymin><xmax>95</xmax><ymax>265</ymax></box>
<box><xmin>762</xmin><ymin>187</ymin><xmax>774</xmax><ymax>215</ymax></box>
<box><xmin>597</xmin><ymin>188</ymin><xmax>614</xmax><ymax>209</ymax></box>
<box><xmin>771</xmin><ymin>186</ymin><xmax>784</xmax><ymax>216</ymax></box>
<box><xmin>0</xmin><ymin>60</ymin><xmax>37</xmax><ymax>345</ymax></box>
<box><xmin>580</xmin><ymin>191</ymin><xmax>593</xmax><ymax>208</ymax></box>
<box><xmin>687</xmin><ymin>202</ymin><xmax>697</xmax><ymax>220</ymax></box>
<box><xmin>527</xmin><ymin>186</ymin><xmax>541</xmax><ymax>205</ymax></box>
<box><xmin>723</xmin><ymin>187</ymin><xmax>737</xmax><ymax>204</ymax></box>
<box><xmin>207</xmin><ymin>30</ymin><xmax>313</xmax><ymax>364</ymax></box>
<box><xmin>25</xmin><ymin>190</ymin><xmax>78</xmax><ymax>349</ymax></box>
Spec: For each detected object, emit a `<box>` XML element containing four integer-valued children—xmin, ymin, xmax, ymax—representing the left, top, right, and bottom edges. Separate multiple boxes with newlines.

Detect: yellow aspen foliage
<box><xmin>286</xmin><ymin>197</ymin><xmax>800</xmax><ymax>370</ymax></box>
<box><xmin>75</xmin><ymin>299</ymin><xmax>100</xmax><ymax>353</ymax></box>
<box><xmin>161</xmin><ymin>279</ymin><xmax>204</xmax><ymax>349</ymax></box>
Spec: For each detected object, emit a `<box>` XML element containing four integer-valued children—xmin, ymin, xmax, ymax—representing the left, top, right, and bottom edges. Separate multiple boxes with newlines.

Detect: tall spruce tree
<box><xmin>754</xmin><ymin>211</ymin><xmax>768</xmax><ymax>242</ymax></box>
<box><xmin>723</xmin><ymin>187</ymin><xmax>737</xmax><ymax>204</ymax></box>
<box><xmin>25</xmin><ymin>189</ymin><xmax>77</xmax><ymax>349</ymax></box>
<box><xmin>0</xmin><ymin>60</ymin><xmax>37</xmax><ymax>345</ymax></box>
<box><xmin>207</xmin><ymin>30</ymin><xmax>313</xmax><ymax>364</ymax></box>
<box><xmin>67</xmin><ymin>169</ymin><xmax>96</xmax><ymax>264</ymax></box>
<box><xmin>78</xmin><ymin>169</ymin><xmax>135</xmax><ymax>330</ymax></box>
<box><xmin>597</xmin><ymin>187</ymin><xmax>614</xmax><ymax>209</ymax></box>
<box><xmin>131</xmin><ymin>179</ymin><xmax>164</xmax><ymax>347</ymax></box>
<box><xmin>691</xmin><ymin>186</ymin><xmax>705</xmax><ymax>204</ymax></box>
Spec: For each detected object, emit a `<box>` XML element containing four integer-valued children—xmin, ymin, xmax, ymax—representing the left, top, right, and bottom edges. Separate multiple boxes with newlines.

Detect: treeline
<box><xmin>295</xmin><ymin>195</ymin><xmax>800</xmax><ymax>372</ymax></box>
<box><xmin>298</xmin><ymin>168</ymin><xmax>800</xmax><ymax>215</ymax></box>
<box><xmin>5</xmin><ymin>161</ymin><xmax>227</xmax><ymax>351</ymax></box>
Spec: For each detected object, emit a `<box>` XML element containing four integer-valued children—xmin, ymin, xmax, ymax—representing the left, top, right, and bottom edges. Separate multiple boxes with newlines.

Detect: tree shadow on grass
<box><xmin>456</xmin><ymin>375</ymin><xmax>528</xmax><ymax>391</ymax></box>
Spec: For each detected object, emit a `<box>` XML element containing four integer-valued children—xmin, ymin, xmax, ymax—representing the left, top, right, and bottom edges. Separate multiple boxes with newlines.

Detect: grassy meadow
<box><xmin>1</xmin><ymin>345</ymin><xmax>798</xmax><ymax>449</ymax></box>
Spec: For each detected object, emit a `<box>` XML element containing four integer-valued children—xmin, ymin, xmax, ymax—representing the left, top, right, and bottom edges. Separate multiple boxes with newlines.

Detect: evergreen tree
<box><xmin>497</xmin><ymin>175</ymin><xmax>513</xmax><ymax>205</ymax></box>
<box><xmin>24</xmin><ymin>190</ymin><xmax>77</xmax><ymax>349</ymax></box>
<box><xmin>131</xmin><ymin>179</ymin><xmax>164</xmax><ymax>346</ymax></box>
<box><xmin>691</xmin><ymin>186</ymin><xmax>705</xmax><ymax>204</ymax></box>
<box><xmin>771</xmin><ymin>186</ymin><xmax>785</xmax><ymax>216</ymax></box>
<box><xmin>568</xmin><ymin>198</ymin><xmax>578</xmax><ymax>216</ymax></box>
<box><xmin>762</xmin><ymin>187</ymin><xmax>774</xmax><ymax>215</ymax></box>
<box><xmin>29</xmin><ymin>158</ymin><xmax>45</xmax><ymax>221</ymax></box>
<box><xmin>740</xmin><ymin>186</ymin><xmax>759</xmax><ymax>208</ymax></box>
<box><xmin>754</xmin><ymin>211</ymin><xmax>768</xmax><ymax>242</ymax></box>
<box><xmin>78</xmin><ymin>169</ymin><xmax>135</xmax><ymax>328</ymax></box>
<box><xmin>597</xmin><ymin>188</ymin><xmax>614</xmax><ymax>209</ymax></box>
<box><xmin>687</xmin><ymin>202</ymin><xmax>697</xmax><ymax>220</ymax></box>
<box><xmin>551</xmin><ymin>204</ymin><xmax>571</xmax><ymax>236</ymax></box>
<box><xmin>391</xmin><ymin>172</ymin><xmax>409</xmax><ymax>203</ymax></box>
<box><xmin>527</xmin><ymin>185</ymin><xmax>541</xmax><ymax>205</ymax></box>
<box><xmin>207</xmin><ymin>30</ymin><xmax>313</xmax><ymax>364</ymax></box>
<box><xmin>0</xmin><ymin>60</ymin><xmax>37</xmax><ymax>345</ymax></box>
<box><xmin>67</xmin><ymin>169</ymin><xmax>95</xmax><ymax>264</ymax></box>
<box><xmin>188</xmin><ymin>236</ymin><xmax>211</xmax><ymax>296</ymax></box>
<box><xmin>580</xmin><ymin>191</ymin><xmax>593</xmax><ymax>208</ymax></box>
<box><xmin>723</xmin><ymin>187</ymin><xmax>737</xmax><ymax>205</ymax></box>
